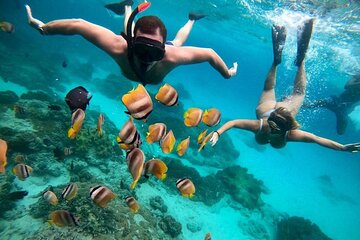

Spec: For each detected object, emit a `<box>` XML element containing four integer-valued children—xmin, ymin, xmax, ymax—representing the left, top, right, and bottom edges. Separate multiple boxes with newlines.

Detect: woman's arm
<box><xmin>288</xmin><ymin>130</ymin><xmax>359</xmax><ymax>152</ymax></box>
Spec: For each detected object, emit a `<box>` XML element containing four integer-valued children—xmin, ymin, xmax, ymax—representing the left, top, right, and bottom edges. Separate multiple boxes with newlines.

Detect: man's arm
<box><xmin>169</xmin><ymin>46</ymin><xmax>237</xmax><ymax>79</ymax></box>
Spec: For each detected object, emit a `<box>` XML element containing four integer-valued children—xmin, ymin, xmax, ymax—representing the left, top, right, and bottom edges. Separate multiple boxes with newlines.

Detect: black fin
<box><xmin>105</xmin><ymin>0</ymin><xmax>134</xmax><ymax>15</ymax></box>
<box><xmin>189</xmin><ymin>12</ymin><xmax>206</xmax><ymax>21</ymax></box>
<box><xmin>295</xmin><ymin>18</ymin><xmax>314</xmax><ymax>66</ymax></box>
<box><xmin>272</xmin><ymin>25</ymin><xmax>287</xmax><ymax>66</ymax></box>
<box><xmin>335</xmin><ymin>109</ymin><xmax>348</xmax><ymax>135</ymax></box>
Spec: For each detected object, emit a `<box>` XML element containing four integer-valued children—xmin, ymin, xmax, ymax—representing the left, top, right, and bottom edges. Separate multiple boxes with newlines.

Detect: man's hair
<box><xmin>268</xmin><ymin>107</ymin><xmax>300</xmax><ymax>132</ymax></box>
<box><xmin>134</xmin><ymin>16</ymin><xmax>167</xmax><ymax>42</ymax></box>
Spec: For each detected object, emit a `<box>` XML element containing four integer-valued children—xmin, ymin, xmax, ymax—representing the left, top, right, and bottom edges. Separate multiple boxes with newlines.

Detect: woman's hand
<box><xmin>209</xmin><ymin>131</ymin><xmax>220</xmax><ymax>146</ymax></box>
<box><xmin>343</xmin><ymin>142</ymin><xmax>360</xmax><ymax>153</ymax></box>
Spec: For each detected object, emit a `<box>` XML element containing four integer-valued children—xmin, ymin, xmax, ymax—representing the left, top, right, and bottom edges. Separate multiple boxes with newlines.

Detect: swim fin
<box><xmin>272</xmin><ymin>25</ymin><xmax>287</xmax><ymax>66</ymax></box>
<box><xmin>105</xmin><ymin>0</ymin><xmax>134</xmax><ymax>15</ymax></box>
<box><xmin>189</xmin><ymin>12</ymin><xmax>206</xmax><ymax>21</ymax></box>
<box><xmin>334</xmin><ymin>108</ymin><xmax>348</xmax><ymax>135</ymax></box>
<box><xmin>295</xmin><ymin>18</ymin><xmax>314</xmax><ymax>66</ymax></box>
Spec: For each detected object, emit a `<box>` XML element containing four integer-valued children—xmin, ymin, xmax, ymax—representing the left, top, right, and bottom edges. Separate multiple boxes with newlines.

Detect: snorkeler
<box><xmin>208</xmin><ymin>19</ymin><xmax>359</xmax><ymax>152</ymax></box>
<box><xmin>304</xmin><ymin>75</ymin><xmax>360</xmax><ymax>135</ymax></box>
<box><xmin>25</xmin><ymin>1</ymin><xmax>237</xmax><ymax>86</ymax></box>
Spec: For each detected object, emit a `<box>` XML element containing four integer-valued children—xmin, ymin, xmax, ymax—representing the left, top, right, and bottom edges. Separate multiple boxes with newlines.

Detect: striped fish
<box><xmin>176</xmin><ymin>178</ymin><xmax>195</xmax><ymax>198</ymax></box>
<box><xmin>126</xmin><ymin>148</ymin><xmax>145</xmax><ymax>190</ymax></box>
<box><xmin>125</xmin><ymin>196</ymin><xmax>140</xmax><ymax>213</ymax></box>
<box><xmin>68</xmin><ymin>108</ymin><xmax>85</xmax><ymax>139</ymax></box>
<box><xmin>12</xmin><ymin>163</ymin><xmax>32</xmax><ymax>181</ymax></box>
<box><xmin>176</xmin><ymin>136</ymin><xmax>190</xmax><ymax>157</ymax></box>
<box><xmin>97</xmin><ymin>113</ymin><xmax>105</xmax><ymax>137</ymax></box>
<box><xmin>155</xmin><ymin>83</ymin><xmax>179</xmax><ymax>106</ymax></box>
<box><xmin>202</xmin><ymin>108</ymin><xmax>221</xmax><ymax>127</ymax></box>
<box><xmin>160</xmin><ymin>130</ymin><xmax>176</xmax><ymax>154</ymax></box>
<box><xmin>64</xmin><ymin>147</ymin><xmax>73</xmax><ymax>156</ymax></box>
<box><xmin>90</xmin><ymin>185</ymin><xmax>116</xmax><ymax>208</ymax></box>
<box><xmin>43</xmin><ymin>190</ymin><xmax>58</xmax><ymax>206</ymax></box>
<box><xmin>146</xmin><ymin>123</ymin><xmax>167</xmax><ymax>144</ymax></box>
<box><xmin>117</xmin><ymin>118</ymin><xmax>139</xmax><ymax>145</ymax></box>
<box><xmin>61</xmin><ymin>183</ymin><xmax>78</xmax><ymax>201</ymax></box>
<box><xmin>184</xmin><ymin>108</ymin><xmax>203</xmax><ymax>127</ymax></box>
<box><xmin>0</xmin><ymin>139</ymin><xmax>7</xmax><ymax>173</ymax></box>
<box><xmin>122</xmin><ymin>84</ymin><xmax>153</xmax><ymax>121</ymax></box>
<box><xmin>143</xmin><ymin>159</ymin><xmax>168</xmax><ymax>180</ymax></box>
<box><xmin>48</xmin><ymin>210</ymin><xmax>79</xmax><ymax>227</ymax></box>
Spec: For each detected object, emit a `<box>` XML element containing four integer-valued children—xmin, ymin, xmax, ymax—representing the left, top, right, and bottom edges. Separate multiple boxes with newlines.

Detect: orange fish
<box><xmin>97</xmin><ymin>113</ymin><xmax>105</xmax><ymax>137</ymax></box>
<box><xmin>125</xmin><ymin>196</ymin><xmax>140</xmax><ymax>213</ymax></box>
<box><xmin>0</xmin><ymin>139</ymin><xmax>8</xmax><ymax>173</ymax></box>
<box><xmin>48</xmin><ymin>210</ymin><xmax>79</xmax><ymax>227</ymax></box>
<box><xmin>43</xmin><ymin>190</ymin><xmax>58</xmax><ymax>206</ymax></box>
<box><xmin>176</xmin><ymin>137</ymin><xmax>190</xmax><ymax>157</ymax></box>
<box><xmin>122</xmin><ymin>84</ymin><xmax>153</xmax><ymax>121</ymax></box>
<box><xmin>176</xmin><ymin>178</ymin><xmax>195</xmax><ymax>198</ymax></box>
<box><xmin>12</xmin><ymin>164</ymin><xmax>33</xmax><ymax>180</ymax></box>
<box><xmin>146</xmin><ymin>123</ymin><xmax>167</xmax><ymax>144</ymax></box>
<box><xmin>160</xmin><ymin>130</ymin><xmax>176</xmax><ymax>154</ymax></box>
<box><xmin>90</xmin><ymin>185</ymin><xmax>116</xmax><ymax>208</ymax></box>
<box><xmin>117</xmin><ymin>118</ymin><xmax>139</xmax><ymax>145</ymax></box>
<box><xmin>184</xmin><ymin>108</ymin><xmax>203</xmax><ymax>127</ymax></box>
<box><xmin>0</xmin><ymin>21</ymin><xmax>15</xmax><ymax>33</ymax></box>
<box><xmin>126</xmin><ymin>148</ymin><xmax>145</xmax><ymax>189</ymax></box>
<box><xmin>61</xmin><ymin>183</ymin><xmax>78</xmax><ymax>201</ymax></box>
<box><xmin>198</xmin><ymin>132</ymin><xmax>213</xmax><ymax>152</ymax></box>
<box><xmin>155</xmin><ymin>83</ymin><xmax>179</xmax><ymax>106</ymax></box>
<box><xmin>143</xmin><ymin>159</ymin><xmax>168</xmax><ymax>180</ymax></box>
<box><xmin>202</xmin><ymin>108</ymin><xmax>221</xmax><ymax>127</ymax></box>
<box><xmin>68</xmin><ymin>109</ymin><xmax>85</xmax><ymax>139</ymax></box>
<box><xmin>197</xmin><ymin>129</ymin><xmax>208</xmax><ymax>145</ymax></box>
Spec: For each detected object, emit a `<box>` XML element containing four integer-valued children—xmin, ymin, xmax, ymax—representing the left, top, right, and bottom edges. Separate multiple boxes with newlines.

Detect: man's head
<box><xmin>267</xmin><ymin>107</ymin><xmax>300</xmax><ymax>134</ymax></box>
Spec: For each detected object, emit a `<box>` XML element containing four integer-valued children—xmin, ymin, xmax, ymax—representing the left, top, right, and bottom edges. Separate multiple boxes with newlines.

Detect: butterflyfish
<box><xmin>122</xmin><ymin>84</ymin><xmax>153</xmax><ymax>121</ymax></box>
<box><xmin>117</xmin><ymin>117</ymin><xmax>139</xmax><ymax>145</ymax></box>
<box><xmin>202</xmin><ymin>108</ymin><xmax>221</xmax><ymax>127</ymax></box>
<box><xmin>61</xmin><ymin>183</ymin><xmax>78</xmax><ymax>201</ymax></box>
<box><xmin>184</xmin><ymin>108</ymin><xmax>203</xmax><ymax>127</ymax></box>
<box><xmin>176</xmin><ymin>178</ymin><xmax>196</xmax><ymax>198</ymax></box>
<box><xmin>160</xmin><ymin>130</ymin><xmax>176</xmax><ymax>154</ymax></box>
<box><xmin>68</xmin><ymin>108</ymin><xmax>85</xmax><ymax>139</ymax></box>
<box><xmin>155</xmin><ymin>83</ymin><xmax>179</xmax><ymax>106</ymax></box>
<box><xmin>198</xmin><ymin>132</ymin><xmax>213</xmax><ymax>152</ymax></box>
<box><xmin>197</xmin><ymin>129</ymin><xmax>208</xmax><ymax>145</ymax></box>
<box><xmin>43</xmin><ymin>190</ymin><xmax>58</xmax><ymax>206</ymax></box>
<box><xmin>90</xmin><ymin>185</ymin><xmax>116</xmax><ymax>208</ymax></box>
<box><xmin>146</xmin><ymin>123</ymin><xmax>167</xmax><ymax>144</ymax></box>
<box><xmin>0</xmin><ymin>21</ymin><xmax>15</xmax><ymax>33</ymax></box>
<box><xmin>143</xmin><ymin>159</ymin><xmax>168</xmax><ymax>180</ymax></box>
<box><xmin>0</xmin><ymin>139</ymin><xmax>8</xmax><ymax>173</ymax></box>
<box><xmin>126</xmin><ymin>148</ymin><xmax>145</xmax><ymax>190</ymax></box>
<box><xmin>176</xmin><ymin>137</ymin><xmax>190</xmax><ymax>157</ymax></box>
<box><xmin>97</xmin><ymin>113</ymin><xmax>105</xmax><ymax>137</ymax></box>
<box><xmin>125</xmin><ymin>196</ymin><xmax>140</xmax><ymax>213</ymax></box>
<box><xmin>12</xmin><ymin>163</ymin><xmax>32</xmax><ymax>180</ymax></box>
<box><xmin>48</xmin><ymin>210</ymin><xmax>79</xmax><ymax>227</ymax></box>
<box><xmin>205</xmin><ymin>233</ymin><xmax>212</xmax><ymax>240</ymax></box>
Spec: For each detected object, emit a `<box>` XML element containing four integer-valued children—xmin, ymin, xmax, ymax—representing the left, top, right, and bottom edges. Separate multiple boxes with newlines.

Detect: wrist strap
<box><xmin>214</xmin><ymin>131</ymin><xmax>220</xmax><ymax>137</ymax></box>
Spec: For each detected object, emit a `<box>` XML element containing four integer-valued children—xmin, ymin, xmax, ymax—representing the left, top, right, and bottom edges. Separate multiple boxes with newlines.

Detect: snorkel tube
<box><xmin>122</xmin><ymin>2</ymin><xmax>152</xmax><ymax>85</ymax></box>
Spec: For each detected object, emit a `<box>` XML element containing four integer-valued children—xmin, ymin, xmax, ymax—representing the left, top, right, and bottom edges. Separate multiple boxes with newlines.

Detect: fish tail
<box><xmin>160</xmin><ymin>173</ymin><xmax>167</xmax><ymax>180</ymax></box>
<box><xmin>67</xmin><ymin>128</ymin><xmax>76</xmax><ymax>139</ymax></box>
<box><xmin>130</xmin><ymin>180</ymin><xmax>138</xmax><ymax>190</ymax></box>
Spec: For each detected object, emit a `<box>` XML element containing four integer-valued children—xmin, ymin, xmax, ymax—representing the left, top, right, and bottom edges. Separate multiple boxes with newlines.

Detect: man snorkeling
<box><xmin>25</xmin><ymin>1</ymin><xmax>237</xmax><ymax>86</ymax></box>
<box><xmin>207</xmin><ymin>19</ymin><xmax>360</xmax><ymax>153</ymax></box>
<box><xmin>304</xmin><ymin>74</ymin><xmax>360</xmax><ymax>135</ymax></box>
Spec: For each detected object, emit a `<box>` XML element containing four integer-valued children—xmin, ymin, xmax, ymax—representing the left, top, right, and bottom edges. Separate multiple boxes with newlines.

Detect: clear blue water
<box><xmin>1</xmin><ymin>0</ymin><xmax>359</xmax><ymax>239</ymax></box>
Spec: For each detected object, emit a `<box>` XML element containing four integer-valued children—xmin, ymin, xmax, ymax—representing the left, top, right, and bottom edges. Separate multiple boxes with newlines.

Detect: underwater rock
<box><xmin>186</xmin><ymin>221</ymin><xmax>202</xmax><ymax>233</ymax></box>
<box><xmin>158</xmin><ymin>215</ymin><xmax>182</xmax><ymax>238</ymax></box>
<box><xmin>149</xmin><ymin>196</ymin><xmax>168</xmax><ymax>213</ymax></box>
<box><xmin>276</xmin><ymin>216</ymin><xmax>332</xmax><ymax>240</ymax></box>
<box><xmin>20</xmin><ymin>91</ymin><xmax>54</xmax><ymax>102</ymax></box>
<box><xmin>0</xmin><ymin>90</ymin><xmax>19</xmax><ymax>104</ymax></box>
<box><xmin>243</xmin><ymin>219</ymin><xmax>271</xmax><ymax>240</ymax></box>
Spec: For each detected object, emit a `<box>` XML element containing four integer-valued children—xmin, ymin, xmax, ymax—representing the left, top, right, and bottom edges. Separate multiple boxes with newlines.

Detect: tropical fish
<box><xmin>204</xmin><ymin>233</ymin><xmax>212</xmax><ymax>240</ymax></box>
<box><xmin>64</xmin><ymin>147</ymin><xmax>73</xmax><ymax>156</ymax></box>
<box><xmin>48</xmin><ymin>104</ymin><xmax>62</xmax><ymax>111</ymax></box>
<box><xmin>68</xmin><ymin>108</ymin><xmax>85</xmax><ymax>139</ymax></box>
<box><xmin>155</xmin><ymin>83</ymin><xmax>179</xmax><ymax>106</ymax></box>
<box><xmin>122</xmin><ymin>84</ymin><xmax>153</xmax><ymax>121</ymax></box>
<box><xmin>117</xmin><ymin>118</ymin><xmax>139</xmax><ymax>145</ymax></box>
<box><xmin>90</xmin><ymin>185</ymin><xmax>116</xmax><ymax>208</ymax></box>
<box><xmin>12</xmin><ymin>164</ymin><xmax>32</xmax><ymax>180</ymax></box>
<box><xmin>197</xmin><ymin>129</ymin><xmax>208</xmax><ymax>145</ymax></box>
<box><xmin>126</xmin><ymin>148</ymin><xmax>145</xmax><ymax>190</ymax></box>
<box><xmin>48</xmin><ymin>210</ymin><xmax>79</xmax><ymax>227</ymax></box>
<box><xmin>143</xmin><ymin>159</ymin><xmax>168</xmax><ymax>180</ymax></box>
<box><xmin>198</xmin><ymin>132</ymin><xmax>213</xmax><ymax>152</ymax></box>
<box><xmin>146</xmin><ymin>123</ymin><xmax>167</xmax><ymax>144</ymax></box>
<box><xmin>125</xmin><ymin>196</ymin><xmax>140</xmax><ymax>213</ymax></box>
<box><xmin>176</xmin><ymin>178</ymin><xmax>195</xmax><ymax>198</ymax></box>
<box><xmin>0</xmin><ymin>139</ymin><xmax>8</xmax><ymax>173</ymax></box>
<box><xmin>184</xmin><ymin>108</ymin><xmax>203</xmax><ymax>127</ymax></box>
<box><xmin>176</xmin><ymin>137</ymin><xmax>190</xmax><ymax>157</ymax></box>
<box><xmin>202</xmin><ymin>108</ymin><xmax>221</xmax><ymax>127</ymax></box>
<box><xmin>61</xmin><ymin>183</ymin><xmax>78</xmax><ymax>201</ymax></box>
<box><xmin>43</xmin><ymin>190</ymin><xmax>58</xmax><ymax>206</ymax></box>
<box><xmin>97</xmin><ymin>113</ymin><xmax>105</xmax><ymax>137</ymax></box>
<box><xmin>0</xmin><ymin>21</ymin><xmax>15</xmax><ymax>33</ymax></box>
<box><xmin>160</xmin><ymin>130</ymin><xmax>176</xmax><ymax>154</ymax></box>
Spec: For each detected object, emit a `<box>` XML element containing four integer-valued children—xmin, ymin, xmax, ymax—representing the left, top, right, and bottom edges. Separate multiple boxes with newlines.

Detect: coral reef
<box><xmin>0</xmin><ymin>90</ymin><xmax>19</xmax><ymax>105</ymax></box>
<box><xmin>149</xmin><ymin>195</ymin><xmax>168</xmax><ymax>213</ymax></box>
<box><xmin>158</xmin><ymin>215</ymin><xmax>182</xmax><ymax>238</ymax></box>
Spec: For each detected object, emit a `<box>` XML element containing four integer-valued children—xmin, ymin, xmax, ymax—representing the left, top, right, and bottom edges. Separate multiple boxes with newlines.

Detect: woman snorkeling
<box><xmin>208</xmin><ymin>19</ymin><xmax>359</xmax><ymax>152</ymax></box>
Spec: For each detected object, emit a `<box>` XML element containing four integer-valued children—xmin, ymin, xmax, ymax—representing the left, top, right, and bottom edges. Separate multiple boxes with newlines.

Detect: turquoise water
<box><xmin>1</xmin><ymin>0</ymin><xmax>360</xmax><ymax>239</ymax></box>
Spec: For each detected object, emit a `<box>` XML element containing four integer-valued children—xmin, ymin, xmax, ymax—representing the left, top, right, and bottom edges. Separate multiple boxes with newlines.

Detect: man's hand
<box><xmin>209</xmin><ymin>131</ymin><xmax>220</xmax><ymax>146</ymax></box>
<box><xmin>228</xmin><ymin>62</ymin><xmax>238</xmax><ymax>77</ymax></box>
<box><xmin>343</xmin><ymin>142</ymin><xmax>360</xmax><ymax>153</ymax></box>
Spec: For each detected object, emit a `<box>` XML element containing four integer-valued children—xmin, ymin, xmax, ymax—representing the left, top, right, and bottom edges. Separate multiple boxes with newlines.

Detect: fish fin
<box><xmin>130</xmin><ymin>180</ymin><xmax>138</xmax><ymax>190</ymax></box>
<box><xmin>67</xmin><ymin>128</ymin><xmax>76</xmax><ymax>139</ymax></box>
<box><xmin>47</xmin><ymin>220</ymin><xmax>55</xmax><ymax>226</ymax></box>
<box><xmin>181</xmin><ymin>193</ymin><xmax>189</xmax><ymax>198</ymax></box>
<box><xmin>189</xmin><ymin>193</ymin><xmax>194</xmax><ymax>198</ymax></box>
<box><xmin>159</xmin><ymin>173</ymin><xmax>167</xmax><ymax>180</ymax></box>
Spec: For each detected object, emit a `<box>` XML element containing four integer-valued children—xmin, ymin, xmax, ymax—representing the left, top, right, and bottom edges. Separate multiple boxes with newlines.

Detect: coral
<box><xmin>158</xmin><ymin>215</ymin><xmax>182</xmax><ymax>238</ymax></box>
<box><xmin>276</xmin><ymin>216</ymin><xmax>332</xmax><ymax>240</ymax></box>
<box><xmin>20</xmin><ymin>91</ymin><xmax>54</xmax><ymax>103</ymax></box>
<box><xmin>149</xmin><ymin>196</ymin><xmax>168</xmax><ymax>213</ymax></box>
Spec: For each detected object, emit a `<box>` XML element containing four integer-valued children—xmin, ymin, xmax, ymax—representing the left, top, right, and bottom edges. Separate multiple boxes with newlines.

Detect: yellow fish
<box><xmin>155</xmin><ymin>83</ymin><xmax>179</xmax><ymax>106</ymax></box>
<box><xmin>48</xmin><ymin>210</ymin><xmax>79</xmax><ymax>227</ymax></box>
<box><xmin>197</xmin><ymin>129</ymin><xmax>208</xmax><ymax>145</ymax></box>
<box><xmin>61</xmin><ymin>183</ymin><xmax>78</xmax><ymax>201</ymax></box>
<box><xmin>176</xmin><ymin>178</ymin><xmax>195</xmax><ymax>198</ymax></box>
<box><xmin>176</xmin><ymin>137</ymin><xmax>190</xmax><ymax>157</ymax></box>
<box><xmin>202</xmin><ymin>108</ymin><xmax>221</xmax><ymax>127</ymax></box>
<box><xmin>0</xmin><ymin>139</ymin><xmax>8</xmax><ymax>173</ymax></box>
<box><xmin>160</xmin><ymin>130</ymin><xmax>176</xmax><ymax>154</ymax></box>
<box><xmin>198</xmin><ymin>132</ymin><xmax>213</xmax><ymax>152</ymax></box>
<box><xmin>184</xmin><ymin>108</ymin><xmax>203</xmax><ymax>127</ymax></box>
<box><xmin>146</xmin><ymin>123</ymin><xmax>167</xmax><ymax>144</ymax></box>
<box><xmin>12</xmin><ymin>164</ymin><xmax>32</xmax><ymax>180</ymax></box>
<box><xmin>125</xmin><ymin>196</ymin><xmax>140</xmax><ymax>213</ymax></box>
<box><xmin>122</xmin><ymin>84</ymin><xmax>153</xmax><ymax>121</ymax></box>
<box><xmin>143</xmin><ymin>159</ymin><xmax>168</xmax><ymax>180</ymax></box>
<box><xmin>68</xmin><ymin>109</ymin><xmax>85</xmax><ymax>139</ymax></box>
<box><xmin>117</xmin><ymin>117</ymin><xmax>139</xmax><ymax>144</ymax></box>
<box><xmin>126</xmin><ymin>148</ymin><xmax>145</xmax><ymax>189</ymax></box>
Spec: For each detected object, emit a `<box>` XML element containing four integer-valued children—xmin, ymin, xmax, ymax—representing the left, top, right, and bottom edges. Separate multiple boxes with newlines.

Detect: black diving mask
<box><xmin>133</xmin><ymin>36</ymin><xmax>165</xmax><ymax>63</ymax></box>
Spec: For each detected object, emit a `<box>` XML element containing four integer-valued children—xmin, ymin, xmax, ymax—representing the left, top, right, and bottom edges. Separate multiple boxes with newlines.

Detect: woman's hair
<box><xmin>134</xmin><ymin>16</ymin><xmax>167</xmax><ymax>42</ymax></box>
<box><xmin>267</xmin><ymin>107</ymin><xmax>300</xmax><ymax>132</ymax></box>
